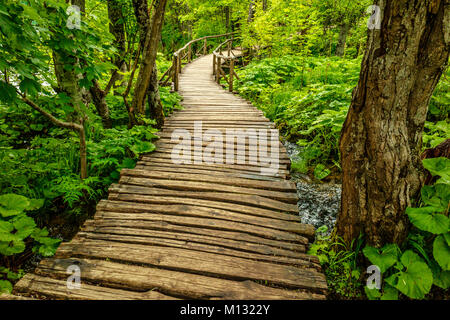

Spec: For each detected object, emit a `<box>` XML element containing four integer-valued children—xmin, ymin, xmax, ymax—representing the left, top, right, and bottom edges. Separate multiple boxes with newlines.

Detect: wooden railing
<box><xmin>159</xmin><ymin>32</ymin><xmax>236</xmax><ymax>91</ymax></box>
<box><xmin>212</xmin><ymin>38</ymin><xmax>243</xmax><ymax>92</ymax></box>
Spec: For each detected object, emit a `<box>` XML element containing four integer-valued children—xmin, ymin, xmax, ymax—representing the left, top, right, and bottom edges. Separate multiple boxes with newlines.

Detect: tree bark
<box><xmin>131</xmin><ymin>0</ymin><xmax>168</xmax><ymax>119</ymax></box>
<box><xmin>90</xmin><ymin>81</ymin><xmax>113</xmax><ymax>128</ymax></box>
<box><xmin>336</xmin><ymin>0</ymin><xmax>449</xmax><ymax>247</ymax></box>
<box><xmin>248</xmin><ymin>0</ymin><xmax>255</xmax><ymax>23</ymax></box>
<box><xmin>335</xmin><ymin>23</ymin><xmax>349</xmax><ymax>57</ymax></box>
<box><xmin>147</xmin><ymin>62</ymin><xmax>165</xmax><ymax>129</ymax></box>
<box><xmin>107</xmin><ymin>0</ymin><xmax>128</xmax><ymax>89</ymax></box>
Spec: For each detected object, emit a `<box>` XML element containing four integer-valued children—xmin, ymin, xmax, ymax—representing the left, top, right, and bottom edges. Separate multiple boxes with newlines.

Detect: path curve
<box><xmin>11</xmin><ymin>54</ymin><xmax>327</xmax><ymax>300</ymax></box>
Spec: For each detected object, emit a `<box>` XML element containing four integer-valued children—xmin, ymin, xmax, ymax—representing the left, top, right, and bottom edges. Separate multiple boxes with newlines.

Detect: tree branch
<box><xmin>19</xmin><ymin>93</ymin><xmax>82</xmax><ymax>131</ymax></box>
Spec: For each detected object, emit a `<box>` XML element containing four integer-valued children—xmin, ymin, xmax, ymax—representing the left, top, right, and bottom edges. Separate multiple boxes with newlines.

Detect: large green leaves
<box><xmin>433</xmin><ymin>233</ymin><xmax>450</xmax><ymax>271</ymax></box>
<box><xmin>0</xmin><ymin>280</ymin><xmax>12</xmax><ymax>294</ymax></box>
<box><xmin>423</xmin><ymin>157</ymin><xmax>450</xmax><ymax>184</ymax></box>
<box><xmin>406</xmin><ymin>206</ymin><xmax>450</xmax><ymax>234</ymax></box>
<box><xmin>386</xmin><ymin>250</ymin><xmax>433</xmax><ymax>299</ymax></box>
<box><xmin>363</xmin><ymin>244</ymin><xmax>399</xmax><ymax>273</ymax></box>
<box><xmin>0</xmin><ymin>193</ymin><xmax>30</xmax><ymax>217</ymax></box>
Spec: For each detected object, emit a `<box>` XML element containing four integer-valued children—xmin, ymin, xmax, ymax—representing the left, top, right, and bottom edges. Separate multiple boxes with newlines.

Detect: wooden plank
<box><xmin>92</xmin><ymin>205</ymin><xmax>311</xmax><ymax>243</ymax></box>
<box><xmin>137</xmin><ymin>159</ymin><xmax>289</xmax><ymax>178</ymax></box>
<box><xmin>77</xmin><ymin>231</ymin><xmax>320</xmax><ymax>269</ymax></box>
<box><xmin>109</xmin><ymin>184</ymin><xmax>298</xmax><ymax>214</ymax></box>
<box><xmin>14</xmin><ymin>274</ymin><xmax>177</xmax><ymax>300</ymax></box>
<box><xmin>134</xmin><ymin>163</ymin><xmax>288</xmax><ymax>180</ymax></box>
<box><xmin>120</xmin><ymin>169</ymin><xmax>295</xmax><ymax>191</ymax></box>
<box><xmin>81</xmin><ymin>218</ymin><xmax>306</xmax><ymax>252</ymax></box>
<box><xmin>119</xmin><ymin>176</ymin><xmax>297</xmax><ymax>203</ymax></box>
<box><xmin>55</xmin><ymin>239</ymin><xmax>328</xmax><ymax>293</ymax></box>
<box><xmin>80</xmin><ymin>225</ymin><xmax>308</xmax><ymax>258</ymax></box>
<box><xmin>34</xmin><ymin>258</ymin><xmax>325</xmax><ymax>300</ymax></box>
<box><xmin>103</xmin><ymin>196</ymin><xmax>306</xmax><ymax>235</ymax></box>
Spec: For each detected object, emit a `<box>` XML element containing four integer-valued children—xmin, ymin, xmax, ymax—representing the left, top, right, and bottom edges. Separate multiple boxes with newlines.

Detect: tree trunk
<box><xmin>90</xmin><ymin>81</ymin><xmax>112</xmax><ymax>128</ymax></box>
<box><xmin>147</xmin><ymin>62</ymin><xmax>165</xmax><ymax>129</ymax></box>
<box><xmin>107</xmin><ymin>0</ymin><xmax>128</xmax><ymax>89</ymax></box>
<box><xmin>336</xmin><ymin>0</ymin><xmax>449</xmax><ymax>247</ymax></box>
<box><xmin>131</xmin><ymin>0</ymin><xmax>168</xmax><ymax>118</ymax></box>
<box><xmin>225</xmin><ymin>6</ymin><xmax>230</xmax><ymax>32</ymax></box>
<box><xmin>335</xmin><ymin>23</ymin><xmax>349</xmax><ymax>57</ymax></box>
<box><xmin>248</xmin><ymin>0</ymin><xmax>255</xmax><ymax>23</ymax></box>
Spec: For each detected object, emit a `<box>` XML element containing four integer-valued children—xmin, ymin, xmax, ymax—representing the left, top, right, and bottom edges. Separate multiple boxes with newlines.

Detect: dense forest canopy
<box><xmin>0</xmin><ymin>0</ymin><xmax>449</xmax><ymax>300</ymax></box>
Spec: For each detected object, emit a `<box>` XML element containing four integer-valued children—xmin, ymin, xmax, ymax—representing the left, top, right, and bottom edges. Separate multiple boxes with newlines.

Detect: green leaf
<box><xmin>364</xmin><ymin>287</ymin><xmax>381</xmax><ymax>300</ymax></box>
<box><xmin>0</xmin><ymin>239</ymin><xmax>26</xmax><ymax>256</ymax></box>
<box><xmin>433</xmin><ymin>269</ymin><xmax>450</xmax><ymax>289</ymax></box>
<box><xmin>433</xmin><ymin>233</ymin><xmax>450</xmax><ymax>271</ymax></box>
<box><xmin>26</xmin><ymin>199</ymin><xmax>44</xmax><ymax>211</ymax></box>
<box><xmin>0</xmin><ymin>280</ymin><xmax>12</xmax><ymax>294</ymax></box>
<box><xmin>406</xmin><ymin>206</ymin><xmax>450</xmax><ymax>234</ymax></box>
<box><xmin>19</xmin><ymin>77</ymin><xmax>40</xmax><ymax>96</ymax></box>
<box><xmin>380</xmin><ymin>285</ymin><xmax>398</xmax><ymax>300</ymax></box>
<box><xmin>0</xmin><ymin>81</ymin><xmax>17</xmax><ymax>103</ymax></box>
<box><xmin>421</xmin><ymin>183</ymin><xmax>450</xmax><ymax>210</ymax></box>
<box><xmin>12</xmin><ymin>215</ymin><xmax>36</xmax><ymax>239</ymax></box>
<box><xmin>0</xmin><ymin>193</ymin><xmax>30</xmax><ymax>217</ymax></box>
<box><xmin>0</xmin><ymin>221</ymin><xmax>15</xmax><ymax>242</ymax></box>
<box><xmin>363</xmin><ymin>244</ymin><xmax>399</xmax><ymax>273</ymax></box>
<box><xmin>391</xmin><ymin>250</ymin><xmax>433</xmax><ymax>299</ymax></box>
<box><xmin>313</xmin><ymin>164</ymin><xmax>330</xmax><ymax>180</ymax></box>
<box><xmin>422</xmin><ymin>157</ymin><xmax>450</xmax><ymax>184</ymax></box>
<box><xmin>35</xmin><ymin>236</ymin><xmax>61</xmax><ymax>257</ymax></box>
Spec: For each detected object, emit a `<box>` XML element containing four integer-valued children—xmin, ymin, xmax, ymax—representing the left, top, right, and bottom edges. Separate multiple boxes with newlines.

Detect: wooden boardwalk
<box><xmin>12</xmin><ymin>54</ymin><xmax>327</xmax><ymax>300</ymax></box>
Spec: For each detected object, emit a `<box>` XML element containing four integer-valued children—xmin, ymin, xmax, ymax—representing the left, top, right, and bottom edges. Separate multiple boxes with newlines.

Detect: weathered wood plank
<box><xmin>14</xmin><ymin>274</ymin><xmax>177</xmax><ymax>300</ymax></box>
<box><xmin>34</xmin><ymin>258</ymin><xmax>325</xmax><ymax>300</ymax></box>
<box><xmin>108</xmin><ymin>184</ymin><xmax>298</xmax><ymax>213</ymax></box>
<box><xmin>120</xmin><ymin>169</ymin><xmax>295</xmax><ymax>191</ymax></box>
<box><xmin>119</xmin><ymin>176</ymin><xmax>297</xmax><ymax>203</ymax></box>
<box><xmin>55</xmin><ymin>239</ymin><xmax>327</xmax><ymax>293</ymax></box>
<box><xmin>80</xmin><ymin>225</ymin><xmax>308</xmax><ymax>258</ymax></box>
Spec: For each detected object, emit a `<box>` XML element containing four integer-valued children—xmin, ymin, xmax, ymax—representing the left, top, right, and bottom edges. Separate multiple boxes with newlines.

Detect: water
<box><xmin>284</xmin><ymin>141</ymin><xmax>341</xmax><ymax>232</ymax></box>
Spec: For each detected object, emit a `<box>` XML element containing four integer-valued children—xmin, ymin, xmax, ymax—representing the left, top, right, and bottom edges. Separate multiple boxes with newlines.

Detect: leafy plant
<box><xmin>363</xmin><ymin>157</ymin><xmax>450</xmax><ymax>300</ymax></box>
<box><xmin>0</xmin><ymin>193</ymin><xmax>61</xmax><ymax>293</ymax></box>
<box><xmin>308</xmin><ymin>226</ymin><xmax>364</xmax><ymax>299</ymax></box>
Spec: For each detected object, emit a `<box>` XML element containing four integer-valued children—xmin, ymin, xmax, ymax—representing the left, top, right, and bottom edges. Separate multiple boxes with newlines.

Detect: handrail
<box><xmin>159</xmin><ymin>32</ymin><xmax>237</xmax><ymax>91</ymax></box>
<box><xmin>212</xmin><ymin>38</ymin><xmax>243</xmax><ymax>92</ymax></box>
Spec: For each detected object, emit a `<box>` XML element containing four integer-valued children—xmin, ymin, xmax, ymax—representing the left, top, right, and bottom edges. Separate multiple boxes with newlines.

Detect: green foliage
<box><xmin>0</xmin><ymin>193</ymin><xmax>61</xmax><ymax>292</ymax></box>
<box><xmin>363</xmin><ymin>159</ymin><xmax>450</xmax><ymax>300</ymax></box>
<box><xmin>308</xmin><ymin>226</ymin><xmax>364</xmax><ymax>299</ymax></box>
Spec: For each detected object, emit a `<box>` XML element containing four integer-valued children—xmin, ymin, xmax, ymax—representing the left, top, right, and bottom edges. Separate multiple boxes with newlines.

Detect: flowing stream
<box><xmin>284</xmin><ymin>142</ymin><xmax>341</xmax><ymax>233</ymax></box>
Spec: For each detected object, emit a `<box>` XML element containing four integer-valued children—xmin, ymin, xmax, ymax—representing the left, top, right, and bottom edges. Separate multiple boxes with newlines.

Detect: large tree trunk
<box><xmin>52</xmin><ymin>50</ymin><xmax>88</xmax><ymax>179</ymax></box>
<box><xmin>107</xmin><ymin>0</ymin><xmax>128</xmax><ymax>89</ymax></box>
<box><xmin>147</xmin><ymin>62</ymin><xmax>165</xmax><ymax>129</ymax></box>
<box><xmin>335</xmin><ymin>23</ymin><xmax>349</xmax><ymax>57</ymax></box>
<box><xmin>336</xmin><ymin>0</ymin><xmax>449</xmax><ymax>247</ymax></box>
<box><xmin>131</xmin><ymin>0</ymin><xmax>167</xmax><ymax>119</ymax></box>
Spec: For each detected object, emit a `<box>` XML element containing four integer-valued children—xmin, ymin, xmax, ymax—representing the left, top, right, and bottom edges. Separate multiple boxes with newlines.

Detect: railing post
<box><xmin>227</xmin><ymin>41</ymin><xmax>231</xmax><ymax>57</ymax></box>
<box><xmin>188</xmin><ymin>44</ymin><xmax>192</xmax><ymax>62</ymax></box>
<box><xmin>178</xmin><ymin>51</ymin><xmax>182</xmax><ymax>74</ymax></box>
<box><xmin>203</xmin><ymin>38</ymin><xmax>207</xmax><ymax>55</ymax></box>
<box><xmin>216</xmin><ymin>57</ymin><xmax>221</xmax><ymax>84</ymax></box>
<box><xmin>229</xmin><ymin>58</ymin><xmax>234</xmax><ymax>92</ymax></box>
<box><xmin>213</xmin><ymin>54</ymin><xmax>216</xmax><ymax>77</ymax></box>
<box><xmin>173</xmin><ymin>55</ymin><xmax>179</xmax><ymax>91</ymax></box>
